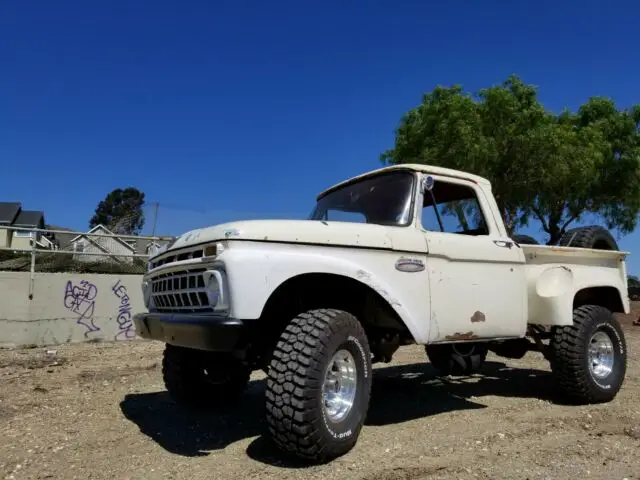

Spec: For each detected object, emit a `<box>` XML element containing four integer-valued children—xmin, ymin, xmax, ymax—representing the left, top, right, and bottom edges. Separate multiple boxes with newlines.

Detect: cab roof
<box><xmin>317</xmin><ymin>164</ymin><xmax>491</xmax><ymax>200</ymax></box>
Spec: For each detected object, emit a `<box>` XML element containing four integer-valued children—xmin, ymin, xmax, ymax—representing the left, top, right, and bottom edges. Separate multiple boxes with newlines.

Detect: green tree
<box><xmin>89</xmin><ymin>187</ymin><xmax>146</xmax><ymax>235</ymax></box>
<box><xmin>381</xmin><ymin>75</ymin><xmax>640</xmax><ymax>244</ymax></box>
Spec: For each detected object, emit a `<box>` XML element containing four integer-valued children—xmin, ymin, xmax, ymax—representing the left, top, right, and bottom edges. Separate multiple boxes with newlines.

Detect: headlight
<box><xmin>206</xmin><ymin>274</ymin><xmax>220</xmax><ymax>304</ymax></box>
<box><xmin>202</xmin><ymin>269</ymin><xmax>229</xmax><ymax>313</ymax></box>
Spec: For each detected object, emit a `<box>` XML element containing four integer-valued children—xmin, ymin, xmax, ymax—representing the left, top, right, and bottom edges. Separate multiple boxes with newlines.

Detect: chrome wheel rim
<box><xmin>323</xmin><ymin>349</ymin><xmax>358</xmax><ymax>422</ymax></box>
<box><xmin>589</xmin><ymin>330</ymin><xmax>615</xmax><ymax>379</ymax></box>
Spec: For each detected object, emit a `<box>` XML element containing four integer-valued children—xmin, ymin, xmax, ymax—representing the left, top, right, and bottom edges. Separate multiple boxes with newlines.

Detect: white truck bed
<box><xmin>522</xmin><ymin>244</ymin><xmax>630</xmax><ymax>326</ymax></box>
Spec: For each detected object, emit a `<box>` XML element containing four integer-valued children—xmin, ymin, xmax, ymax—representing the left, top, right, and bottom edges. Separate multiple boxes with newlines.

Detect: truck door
<box><xmin>420</xmin><ymin>175</ymin><xmax>527</xmax><ymax>342</ymax></box>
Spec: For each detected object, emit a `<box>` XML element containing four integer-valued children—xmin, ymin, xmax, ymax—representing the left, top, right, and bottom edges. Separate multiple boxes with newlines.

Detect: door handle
<box><xmin>493</xmin><ymin>240</ymin><xmax>514</xmax><ymax>249</ymax></box>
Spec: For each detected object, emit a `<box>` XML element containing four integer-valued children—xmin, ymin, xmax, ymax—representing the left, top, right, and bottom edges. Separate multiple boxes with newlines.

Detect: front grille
<box><xmin>150</xmin><ymin>267</ymin><xmax>213</xmax><ymax>313</ymax></box>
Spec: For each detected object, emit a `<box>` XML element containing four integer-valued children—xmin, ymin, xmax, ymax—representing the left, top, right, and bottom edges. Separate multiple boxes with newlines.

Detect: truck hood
<box><xmin>166</xmin><ymin>219</ymin><xmax>397</xmax><ymax>251</ymax></box>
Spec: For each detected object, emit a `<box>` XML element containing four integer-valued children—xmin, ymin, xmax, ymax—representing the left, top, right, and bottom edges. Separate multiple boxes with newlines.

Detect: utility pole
<box><xmin>151</xmin><ymin>202</ymin><xmax>159</xmax><ymax>237</ymax></box>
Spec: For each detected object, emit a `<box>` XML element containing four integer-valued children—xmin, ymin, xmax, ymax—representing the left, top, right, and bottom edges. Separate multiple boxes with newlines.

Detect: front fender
<box><xmin>220</xmin><ymin>243</ymin><xmax>430</xmax><ymax>343</ymax></box>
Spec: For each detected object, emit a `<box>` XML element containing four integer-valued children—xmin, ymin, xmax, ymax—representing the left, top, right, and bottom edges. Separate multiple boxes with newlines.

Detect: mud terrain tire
<box><xmin>425</xmin><ymin>342</ymin><xmax>488</xmax><ymax>376</ymax></box>
<box><xmin>265</xmin><ymin>309</ymin><xmax>372</xmax><ymax>463</ymax></box>
<box><xmin>162</xmin><ymin>344</ymin><xmax>250</xmax><ymax>409</ymax></box>
<box><xmin>557</xmin><ymin>225</ymin><xmax>619</xmax><ymax>250</ymax></box>
<box><xmin>551</xmin><ymin>305</ymin><xmax>627</xmax><ymax>404</ymax></box>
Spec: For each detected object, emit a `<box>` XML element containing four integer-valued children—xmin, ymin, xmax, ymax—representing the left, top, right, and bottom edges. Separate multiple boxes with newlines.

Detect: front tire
<box><xmin>162</xmin><ymin>344</ymin><xmax>250</xmax><ymax>409</ymax></box>
<box><xmin>551</xmin><ymin>305</ymin><xmax>627</xmax><ymax>403</ymax></box>
<box><xmin>425</xmin><ymin>342</ymin><xmax>488</xmax><ymax>376</ymax></box>
<box><xmin>265</xmin><ymin>309</ymin><xmax>372</xmax><ymax>463</ymax></box>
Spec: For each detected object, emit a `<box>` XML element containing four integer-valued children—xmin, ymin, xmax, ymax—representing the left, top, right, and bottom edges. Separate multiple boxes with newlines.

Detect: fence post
<box><xmin>29</xmin><ymin>230</ymin><xmax>36</xmax><ymax>299</ymax></box>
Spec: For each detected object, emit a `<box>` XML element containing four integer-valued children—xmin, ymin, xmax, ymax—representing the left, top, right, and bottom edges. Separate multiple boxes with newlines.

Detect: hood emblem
<box><xmin>395</xmin><ymin>257</ymin><xmax>425</xmax><ymax>273</ymax></box>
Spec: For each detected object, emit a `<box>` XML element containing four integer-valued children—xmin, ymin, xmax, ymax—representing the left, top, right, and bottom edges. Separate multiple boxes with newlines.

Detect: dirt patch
<box><xmin>0</xmin><ymin>328</ymin><xmax>638</xmax><ymax>480</ymax></box>
<box><xmin>75</xmin><ymin>363</ymin><xmax>158</xmax><ymax>383</ymax></box>
<box><xmin>624</xmin><ymin>427</ymin><xmax>640</xmax><ymax>440</ymax></box>
<box><xmin>616</xmin><ymin>299</ymin><xmax>640</xmax><ymax>326</ymax></box>
<box><xmin>360</xmin><ymin>465</ymin><xmax>448</xmax><ymax>480</ymax></box>
<box><xmin>0</xmin><ymin>352</ymin><xmax>67</xmax><ymax>370</ymax></box>
<box><xmin>0</xmin><ymin>406</ymin><xmax>11</xmax><ymax>421</ymax></box>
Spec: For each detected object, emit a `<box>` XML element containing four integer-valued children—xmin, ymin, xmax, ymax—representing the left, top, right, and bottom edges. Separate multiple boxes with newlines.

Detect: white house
<box><xmin>69</xmin><ymin>224</ymin><xmax>137</xmax><ymax>264</ymax></box>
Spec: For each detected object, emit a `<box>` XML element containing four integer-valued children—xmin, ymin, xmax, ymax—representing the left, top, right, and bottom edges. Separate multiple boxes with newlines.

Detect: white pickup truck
<box><xmin>133</xmin><ymin>164</ymin><xmax>630</xmax><ymax>463</ymax></box>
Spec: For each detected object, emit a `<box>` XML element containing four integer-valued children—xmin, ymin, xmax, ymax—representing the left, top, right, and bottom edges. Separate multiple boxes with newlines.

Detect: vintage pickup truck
<box><xmin>133</xmin><ymin>164</ymin><xmax>630</xmax><ymax>463</ymax></box>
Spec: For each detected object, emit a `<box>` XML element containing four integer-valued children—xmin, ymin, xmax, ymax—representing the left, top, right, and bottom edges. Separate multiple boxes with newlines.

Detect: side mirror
<box><xmin>423</xmin><ymin>175</ymin><xmax>435</xmax><ymax>192</ymax></box>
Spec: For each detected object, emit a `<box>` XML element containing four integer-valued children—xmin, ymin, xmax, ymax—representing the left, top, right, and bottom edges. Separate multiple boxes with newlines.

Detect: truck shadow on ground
<box><xmin>119</xmin><ymin>360</ymin><xmax>556</xmax><ymax>467</ymax></box>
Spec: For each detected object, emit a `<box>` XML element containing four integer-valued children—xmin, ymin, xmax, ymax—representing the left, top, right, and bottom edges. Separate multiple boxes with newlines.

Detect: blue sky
<box><xmin>1</xmin><ymin>1</ymin><xmax>639</xmax><ymax>273</ymax></box>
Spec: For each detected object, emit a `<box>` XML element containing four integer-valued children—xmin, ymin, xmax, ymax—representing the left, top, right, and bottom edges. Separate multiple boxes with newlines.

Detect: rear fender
<box><xmin>528</xmin><ymin>264</ymin><xmax>628</xmax><ymax>326</ymax></box>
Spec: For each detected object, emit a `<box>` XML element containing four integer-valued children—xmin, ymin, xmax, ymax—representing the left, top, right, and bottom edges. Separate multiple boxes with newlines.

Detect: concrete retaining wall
<box><xmin>0</xmin><ymin>272</ymin><xmax>147</xmax><ymax>348</ymax></box>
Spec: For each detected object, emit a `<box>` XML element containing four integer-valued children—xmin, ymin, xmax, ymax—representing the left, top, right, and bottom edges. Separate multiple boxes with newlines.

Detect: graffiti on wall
<box><xmin>112</xmin><ymin>279</ymin><xmax>136</xmax><ymax>341</ymax></box>
<box><xmin>63</xmin><ymin>280</ymin><xmax>100</xmax><ymax>337</ymax></box>
<box><xmin>61</xmin><ymin>277</ymin><xmax>140</xmax><ymax>341</ymax></box>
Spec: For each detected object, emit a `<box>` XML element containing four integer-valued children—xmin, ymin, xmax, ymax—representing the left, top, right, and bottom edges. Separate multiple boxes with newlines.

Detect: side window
<box><xmin>422</xmin><ymin>180</ymin><xmax>489</xmax><ymax>235</ymax></box>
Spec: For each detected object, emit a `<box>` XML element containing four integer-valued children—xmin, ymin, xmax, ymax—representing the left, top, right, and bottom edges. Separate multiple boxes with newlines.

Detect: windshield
<box><xmin>309</xmin><ymin>171</ymin><xmax>416</xmax><ymax>227</ymax></box>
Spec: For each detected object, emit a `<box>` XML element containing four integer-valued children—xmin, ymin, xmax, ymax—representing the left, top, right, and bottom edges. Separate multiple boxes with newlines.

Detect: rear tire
<box><xmin>425</xmin><ymin>342</ymin><xmax>488</xmax><ymax>376</ymax></box>
<box><xmin>557</xmin><ymin>225</ymin><xmax>619</xmax><ymax>250</ymax></box>
<box><xmin>162</xmin><ymin>344</ymin><xmax>250</xmax><ymax>409</ymax></box>
<box><xmin>265</xmin><ymin>309</ymin><xmax>372</xmax><ymax>463</ymax></box>
<box><xmin>551</xmin><ymin>305</ymin><xmax>627</xmax><ymax>403</ymax></box>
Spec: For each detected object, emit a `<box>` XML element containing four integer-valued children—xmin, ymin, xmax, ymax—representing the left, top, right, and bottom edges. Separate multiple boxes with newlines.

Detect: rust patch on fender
<box><xmin>470</xmin><ymin>311</ymin><xmax>485</xmax><ymax>323</ymax></box>
<box><xmin>444</xmin><ymin>331</ymin><xmax>479</xmax><ymax>341</ymax></box>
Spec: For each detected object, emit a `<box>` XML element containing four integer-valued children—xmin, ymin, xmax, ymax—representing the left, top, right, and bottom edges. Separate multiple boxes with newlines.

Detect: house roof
<box><xmin>133</xmin><ymin>238</ymin><xmax>168</xmax><ymax>254</ymax></box>
<box><xmin>13</xmin><ymin>210</ymin><xmax>44</xmax><ymax>228</ymax></box>
<box><xmin>37</xmin><ymin>235</ymin><xmax>54</xmax><ymax>247</ymax></box>
<box><xmin>46</xmin><ymin>225</ymin><xmax>75</xmax><ymax>248</ymax></box>
<box><xmin>0</xmin><ymin>202</ymin><xmax>21</xmax><ymax>225</ymax></box>
<box><xmin>70</xmin><ymin>224</ymin><xmax>136</xmax><ymax>252</ymax></box>
<box><xmin>69</xmin><ymin>224</ymin><xmax>105</xmax><ymax>244</ymax></box>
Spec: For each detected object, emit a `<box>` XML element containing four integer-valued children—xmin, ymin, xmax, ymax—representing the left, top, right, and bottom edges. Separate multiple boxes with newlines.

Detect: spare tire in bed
<box><xmin>557</xmin><ymin>225</ymin><xmax>619</xmax><ymax>250</ymax></box>
<box><xmin>512</xmin><ymin>234</ymin><xmax>539</xmax><ymax>245</ymax></box>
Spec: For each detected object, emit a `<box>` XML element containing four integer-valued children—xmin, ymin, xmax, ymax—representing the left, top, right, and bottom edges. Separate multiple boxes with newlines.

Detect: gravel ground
<box><xmin>1</xmin><ymin>313</ymin><xmax>639</xmax><ymax>480</ymax></box>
